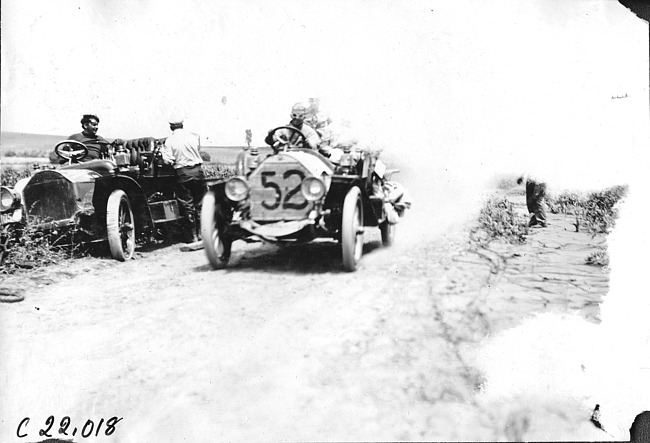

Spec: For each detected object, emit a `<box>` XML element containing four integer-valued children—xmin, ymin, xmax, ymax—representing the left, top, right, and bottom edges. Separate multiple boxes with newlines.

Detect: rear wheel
<box><xmin>341</xmin><ymin>186</ymin><xmax>364</xmax><ymax>271</ymax></box>
<box><xmin>201</xmin><ymin>190</ymin><xmax>232</xmax><ymax>269</ymax></box>
<box><xmin>106</xmin><ymin>190</ymin><xmax>135</xmax><ymax>261</ymax></box>
<box><xmin>380</xmin><ymin>221</ymin><xmax>396</xmax><ymax>246</ymax></box>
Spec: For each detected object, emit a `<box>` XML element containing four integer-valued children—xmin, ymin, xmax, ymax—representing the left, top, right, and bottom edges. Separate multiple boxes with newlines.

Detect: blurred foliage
<box><xmin>1</xmin><ymin>165</ymin><xmax>32</xmax><ymax>187</ymax></box>
<box><xmin>585</xmin><ymin>247</ymin><xmax>609</xmax><ymax>267</ymax></box>
<box><xmin>200</xmin><ymin>150</ymin><xmax>211</xmax><ymax>162</ymax></box>
<box><xmin>547</xmin><ymin>185</ymin><xmax>628</xmax><ymax>235</ymax></box>
<box><xmin>2</xmin><ymin>149</ymin><xmax>48</xmax><ymax>158</ymax></box>
<box><xmin>546</xmin><ymin>191</ymin><xmax>584</xmax><ymax>215</ymax></box>
<box><xmin>471</xmin><ymin>197</ymin><xmax>530</xmax><ymax>245</ymax></box>
<box><xmin>203</xmin><ymin>163</ymin><xmax>235</xmax><ymax>180</ymax></box>
<box><xmin>582</xmin><ymin>185</ymin><xmax>628</xmax><ymax>235</ymax></box>
<box><xmin>1</xmin><ymin>224</ymin><xmax>73</xmax><ymax>274</ymax></box>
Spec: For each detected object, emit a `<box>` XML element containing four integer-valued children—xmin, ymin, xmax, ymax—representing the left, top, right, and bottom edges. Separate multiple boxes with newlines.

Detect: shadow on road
<box><xmin>193</xmin><ymin>238</ymin><xmax>386</xmax><ymax>274</ymax></box>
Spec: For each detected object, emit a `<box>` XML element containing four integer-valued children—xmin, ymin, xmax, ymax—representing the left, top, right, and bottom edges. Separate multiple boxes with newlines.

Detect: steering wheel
<box><xmin>54</xmin><ymin>140</ymin><xmax>89</xmax><ymax>162</ymax></box>
<box><xmin>267</xmin><ymin>126</ymin><xmax>306</xmax><ymax>152</ymax></box>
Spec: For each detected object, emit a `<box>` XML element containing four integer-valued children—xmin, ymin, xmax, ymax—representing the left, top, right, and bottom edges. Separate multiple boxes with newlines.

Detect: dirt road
<box><xmin>0</xmin><ymin>193</ymin><xmax>616</xmax><ymax>442</ymax></box>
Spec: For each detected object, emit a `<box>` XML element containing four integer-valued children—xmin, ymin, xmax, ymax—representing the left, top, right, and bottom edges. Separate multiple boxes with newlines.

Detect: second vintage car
<box><xmin>1</xmin><ymin>137</ymin><xmax>192</xmax><ymax>262</ymax></box>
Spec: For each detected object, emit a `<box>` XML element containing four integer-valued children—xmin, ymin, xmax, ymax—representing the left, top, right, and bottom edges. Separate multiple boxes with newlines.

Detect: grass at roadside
<box><xmin>472</xmin><ymin>182</ymin><xmax>627</xmax><ymax>266</ymax></box>
<box><xmin>1</xmin><ymin>225</ymin><xmax>73</xmax><ymax>274</ymax></box>
<box><xmin>470</xmin><ymin>197</ymin><xmax>530</xmax><ymax>246</ymax></box>
<box><xmin>1</xmin><ymin>164</ymin><xmax>34</xmax><ymax>187</ymax></box>
<box><xmin>203</xmin><ymin>163</ymin><xmax>235</xmax><ymax>180</ymax></box>
<box><xmin>546</xmin><ymin>185</ymin><xmax>627</xmax><ymax>267</ymax></box>
<box><xmin>546</xmin><ymin>185</ymin><xmax>628</xmax><ymax>236</ymax></box>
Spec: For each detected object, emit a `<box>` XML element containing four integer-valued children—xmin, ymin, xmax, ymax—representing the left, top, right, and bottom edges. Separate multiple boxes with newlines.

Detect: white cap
<box><xmin>168</xmin><ymin>113</ymin><xmax>184</xmax><ymax>125</ymax></box>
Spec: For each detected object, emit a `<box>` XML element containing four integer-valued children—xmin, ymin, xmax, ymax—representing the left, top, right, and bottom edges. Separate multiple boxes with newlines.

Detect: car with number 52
<box><xmin>200</xmin><ymin>126</ymin><xmax>399</xmax><ymax>271</ymax></box>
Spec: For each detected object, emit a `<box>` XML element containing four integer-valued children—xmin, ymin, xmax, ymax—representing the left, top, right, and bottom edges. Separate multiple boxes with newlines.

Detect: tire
<box><xmin>201</xmin><ymin>190</ymin><xmax>231</xmax><ymax>269</ymax></box>
<box><xmin>380</xmin><ymin>221</ymin><xmax>396</xmax><ymax>246</ymax></box>
<box><xmin>341</xmin><ymin>186</ymin><xmax>364</xmax><ymax>272</ymax></box>
<box><xmin>106</xmin><ymin>190</ymin><xmax>136</xmax><ymax>261</ymax></box>
<box><xmin>0</xmin><ymin>288</ymin><xmax>24</xmax><ymax>303</ymax></box>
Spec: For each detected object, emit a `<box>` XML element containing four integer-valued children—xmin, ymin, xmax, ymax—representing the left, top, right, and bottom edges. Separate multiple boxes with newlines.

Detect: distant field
<box><xmin>1</xmin><ymin>131</ymin><xmax>68</xmax><ymax>152</ymax></box>
<box><xmin>1</xmin><ymin>156</ymin><xmax>47</xmax><ymax>164</ymax></box>
<box><xmin>0</xmin><ymin>131</ymin><xmax>274</xmax><ymax>165</ymax></box>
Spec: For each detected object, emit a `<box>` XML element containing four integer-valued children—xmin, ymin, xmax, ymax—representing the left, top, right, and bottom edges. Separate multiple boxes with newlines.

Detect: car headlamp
<box><xmin>225</xmin><ymin>177</ymin><xmax>250</xmax><ymax>202</ymax></box>
<box><xmin>0</xmin><ymin>187</ymin><xmax>18</xmax><ymax>213</ymax></box>
<box><xmin>300</xmin><ymin>177</ymin><xmax>326</xmax><ymax>201</ymax></box>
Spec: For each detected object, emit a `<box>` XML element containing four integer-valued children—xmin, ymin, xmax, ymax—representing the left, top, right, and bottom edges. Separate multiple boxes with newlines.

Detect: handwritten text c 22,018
<box><xmin>16</xmin><ymin>415</ymin><xmax>123</xmax><ymax>439</ymax></box>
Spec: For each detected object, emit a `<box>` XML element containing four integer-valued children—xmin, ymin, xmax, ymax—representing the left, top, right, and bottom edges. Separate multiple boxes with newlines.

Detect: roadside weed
<box><xmin>471</xmin><ymin>197</ymin><xmax>530</xmax><ymax>245</ymax></box>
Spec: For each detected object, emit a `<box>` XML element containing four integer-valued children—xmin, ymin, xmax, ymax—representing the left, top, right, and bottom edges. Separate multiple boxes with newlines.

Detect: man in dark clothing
<box><xmin>160</xmin><ymin>116</ymin><xmax>205</xmax><ymax>242</ymax></box>
<box><xmin>66</xmin><ymin>114</ymin><xmax>110</xmax><ymax>160</ymax></box>
<box><xmin>518</xmin><ymin>173</ymin><xmax>547</xmax><ymax>227</ymax></box>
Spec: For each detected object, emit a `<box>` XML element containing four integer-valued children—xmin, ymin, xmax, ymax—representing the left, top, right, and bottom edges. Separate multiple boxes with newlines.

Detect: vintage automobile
<box><xmin>200</xmin><ymin>126</ymin><xmax>401</xmax><ymax>272</ymax></box>
<box><xmin>1</xmin><ymin>137</ymin><xmax>189</xmax><ymax>262</ymax></box>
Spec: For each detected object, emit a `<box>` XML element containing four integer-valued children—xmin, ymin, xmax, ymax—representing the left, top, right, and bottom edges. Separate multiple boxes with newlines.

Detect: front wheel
<box><xmin>341</xmin><ymin>186</ymin><xmax>364</xmax><ymax>271</ymax></box>
<box><xmin>379</xmin><ymin>221</ymin><xmax>396</xmax><ymax>246</ymax></box>
<box><xmin>201</xmin><ymin>190</ymin><xmax>232</xmax><ymax>269</ymax></box>
<box><xmin>106</xmin><ymin>190</ymin><xmax>135</xmax><ymax>261</ymax></box>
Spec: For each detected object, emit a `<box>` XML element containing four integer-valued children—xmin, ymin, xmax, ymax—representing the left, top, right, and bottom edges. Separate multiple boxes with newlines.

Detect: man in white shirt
<box><xmin>161</xmin><ymin>117</ymin><xmax>205</xmax><ymax>242</ymax></box>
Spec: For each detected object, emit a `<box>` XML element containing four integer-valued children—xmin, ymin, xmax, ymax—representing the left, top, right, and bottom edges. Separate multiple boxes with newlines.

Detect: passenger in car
<box><xmin>66</xmin><ymin>114</ymin><xmax>111</xmax><ymax>161</ymax></box>
<box><xmin>313</xmin><ymin>112</ymin><xmax>360</xmax><ymax>163</ymax></box>
<box><xmin>314</xmin><ymin>112</ymin><xmax>412</xmax><ymax>223</ymax></box>
<box><xmin>264</xmin><ymin>102</ymin><xmax>321</xmax><ymax>150</ymax></box>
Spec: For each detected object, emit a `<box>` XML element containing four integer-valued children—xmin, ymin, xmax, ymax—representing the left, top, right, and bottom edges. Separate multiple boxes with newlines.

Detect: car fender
<box><xmin>205</xmin><ymin>180</ymin><xmax>228</xmax><ymax>201</ymax></box>
<box><xmin>325</xmin><ymin>176</ymin><xmax>380</xmax><ymax>226</ymax></box>
<box><xmin>93</xmin><ymin>175</ymin><xmax>154</xmax><ymax>237</ymax></box>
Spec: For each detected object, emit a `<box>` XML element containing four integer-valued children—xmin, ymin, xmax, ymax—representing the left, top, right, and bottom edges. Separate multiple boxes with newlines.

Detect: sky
<box><xmin>1</xmin><ymin>1</ymin><xmax>647</xmax><ymax>180</ymax></box>
<box><xmin>1</xmin><ymin>0</ymin><xmax>648</xmax><ymax>192</ymax></box>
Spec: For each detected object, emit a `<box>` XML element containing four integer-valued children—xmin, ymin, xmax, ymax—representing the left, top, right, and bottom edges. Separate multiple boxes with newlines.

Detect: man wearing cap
<box><xmin>160</xmin><ymin>116</ymin><xmax>205</xmax><ymax>242</ymax></box>
<box><xmin>265</xmin><ymin>102</ymin><xmax>321</xmax><ymax>150</ymax></box>
<box><xmin>66</xmin><ymin>114</ymin><xmax>111</xmax><ymax>161</ymax></box>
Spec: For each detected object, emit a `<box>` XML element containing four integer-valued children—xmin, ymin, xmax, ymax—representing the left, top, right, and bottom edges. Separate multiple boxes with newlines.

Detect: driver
<box><xmin>264</xmin><ymin>103</ymin><xmax>321</xmax><ymax>150</ymax></box>
<box><xmin>66</xmin><ymin>114</ymin><xmax>111</xmax><ymax>161</ymax></box>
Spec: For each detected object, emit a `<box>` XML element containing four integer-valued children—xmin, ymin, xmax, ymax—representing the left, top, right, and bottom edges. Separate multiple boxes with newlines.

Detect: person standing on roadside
<box><xmin>517</xmin><ymin>172</ymin><xmax>547</xmax><ymax>227</ymax></box>
<box><xmin>160</xmin><ymin>116</ymin><xmax>205</xmax><ymax>242</ymax></box>
<box><xmin>66</xmin><ymin>114</ymin><xmax>111</xmax><ymax>161</ymax></box>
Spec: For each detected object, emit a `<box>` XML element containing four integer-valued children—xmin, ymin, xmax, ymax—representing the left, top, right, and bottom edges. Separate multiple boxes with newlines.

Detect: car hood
<box><xmin>264</xmin><ymin>150</ymin><xmax>334</xmax><ymax>178</ymax></box>
<box><xmin>13</xmin><ymin>169</ymin><xmax>100</xmax><ymax>198</ymax></box>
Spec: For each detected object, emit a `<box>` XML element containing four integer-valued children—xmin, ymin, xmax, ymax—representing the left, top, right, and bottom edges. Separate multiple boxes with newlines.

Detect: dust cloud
<box><xmin>277</xmin><ymin>0</ymin><xmax>648</xmax><ymax>249</ymax></box>
<box><xmin>307</xmin><ymin>2</ymin><xmax>649</xmax><ymax>437</ymax></box>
